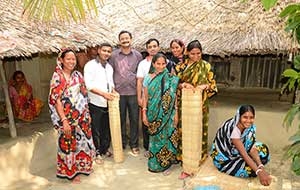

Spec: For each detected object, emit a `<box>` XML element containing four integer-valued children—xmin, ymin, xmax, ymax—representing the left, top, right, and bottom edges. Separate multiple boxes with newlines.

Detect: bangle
<box><xmin>255</xmin><ymin>168</ymin><xmax>262</xmax><ymax>175</ymax></box>
<box><xmin>257</xmin><ymin>164</ymin><xmax>264</xmax><ymax>169</ymax></box>
<box><xmin>61</xmin><ymin>117</ymin><xmax>67</xmax><ymax>122</ymax></box>
<box><xmin>142</xmin><ymin>107</ymin><xmax>147</xmax><ymax>111</ymax></box>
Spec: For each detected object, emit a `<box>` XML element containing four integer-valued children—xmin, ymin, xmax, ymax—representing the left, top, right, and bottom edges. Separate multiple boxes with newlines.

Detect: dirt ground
<box><xmin>1</xmin><ymin>87</ymin><xmax>300</xmax><ymax>190</ymax></box>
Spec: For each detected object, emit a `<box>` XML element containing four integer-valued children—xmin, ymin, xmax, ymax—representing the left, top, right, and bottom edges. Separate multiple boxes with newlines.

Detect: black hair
<box><xmin>239</xmin><ymin>104</ymin><xmax>255</xmax><ymax>117</ymax></box>
<box><xmin>13</xmin><ymin>70</ymin><xmax>25</xmax><ymax>80</ymax></box>
<box><xmin>99</xmin><ymin>43</ymin><xmax>113</xmax><ymax>49</ymax></box>
<box><xmin>118</xmin><ymin>30</ymin><xmax>132</xmax><ymax>40</ymax></box>
<box><xmin>148</xmin><ymin>53</ymin><xmax>167</xmax><ymax>74</ymax></box>
<box><xmin>60</xmin><ymin>49</ymin><xmax>76</xmax><ymax>59</ymax></box>
<box><xmin>145</xmin><ymin>38</ymin><xmax>160</xmax><ymax>48</ymax></box>
<box><xmin>151</xmin><ymin>52</ymin><xmax>167</xmax><ymax>64</ymax></box>
<box><xmin>170</xmin><ymin>39</ymin><xmax>185</xmax><ymax>54</ymax></box>
<box><xmin>186</xmin><ymin>40</ymin><xmax>202</xmax><ymax>52</ymax></box>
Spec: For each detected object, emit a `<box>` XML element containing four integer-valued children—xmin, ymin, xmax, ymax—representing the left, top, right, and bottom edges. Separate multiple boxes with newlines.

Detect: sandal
<box><xmin>178</xmin><ymin>172</ymin><xmax>190</xmax><ymax>180</ymax></box>
<box><xmin>105</xmin><ymin>151</ymin><xmax>113</xmax><ymax>158</ymax></box>
<box><xmin>94</xmin><ymin>155</ymin><xmax>104</xmax><ymax>165</ymax></box>
<box><xmin>131</xmin><ymin>148</ymin><xmax>140</xmax><ymax>155</ymax></box>
<box><xmin>144</xmin><ymin>151</ymin><xmax>151</xmax><ymax>158</ymax></box>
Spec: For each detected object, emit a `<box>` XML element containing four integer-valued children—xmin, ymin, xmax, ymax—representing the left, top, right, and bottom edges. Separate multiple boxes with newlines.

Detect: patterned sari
<box><xmin>175</xmin><ymin>59</ymin><xmax>217</xmax><ymax>161</ymax></box>
<box><xmin>48</xmin><ymin>65</ymin><xmax>95</xmax><ymax>180</ymax></box>
<box><xmin>9</xmin><ymin>80</ymin><xmax>43</xmax><ymax>121</ymax></box>
<box><xmin>210</xmin><ymin>108</ymin><xmax>270</xmax><ymax>177</ymax></box>
<box><xmin>144</xmin><ymin>69</ymin><xmax>180</xmax><ymax>172</ymax></box>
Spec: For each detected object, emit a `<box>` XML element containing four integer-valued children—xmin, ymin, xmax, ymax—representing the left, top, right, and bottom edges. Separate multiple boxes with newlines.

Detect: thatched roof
<box><xmin>98</xmin><ymin>0</ymin><xmax>295</xmax><ymax>56</ymax></box>
<box><xmin>0</xmin><ymin>0</ymin><xmax>296</xmax><ymax>59</ymax></box>
<box><xmin>0</xmin><ymin>0</ymin><xmax>115</xmax><ymax>59</ymax></box>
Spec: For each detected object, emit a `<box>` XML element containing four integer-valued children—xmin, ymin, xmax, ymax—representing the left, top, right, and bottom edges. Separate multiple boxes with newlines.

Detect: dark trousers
<box><xmin>142</xmin><ymin>122</ymin><xmax>149</xmax><ymax>150</ymax></box>
<box><xmin>119</xmin><ymin>95</ymin><xmax>139</xmax><ymax>149</ymax></box>
<box><xmin>89</xmin><ymin>103</ymin><xmax>111</xmax><ymax>156</ymax></box>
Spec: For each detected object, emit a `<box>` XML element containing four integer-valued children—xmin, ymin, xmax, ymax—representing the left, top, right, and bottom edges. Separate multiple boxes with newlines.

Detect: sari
<box><xmin>144</xmin><ymin>69</ymin><xmax>179</xmax><ymax>172</ymax></box>
<box><xmin>48</xmin><ymin>65</ymin><xmax>95</xmax><ymax>180</ymax></box>
<box><xmin>210</xmin><ymin>108</ymin><xmax>270</xmax><ymax>177</ymax></box>
<box><xmin>9</xmin><ymin>79</ymin><xmax>43</xmax><ymax>121</ymax></box>
<box><xmin>175</xmin><ymin>59</ymin><xmax>217</xmax><ymax>161</ymax></box>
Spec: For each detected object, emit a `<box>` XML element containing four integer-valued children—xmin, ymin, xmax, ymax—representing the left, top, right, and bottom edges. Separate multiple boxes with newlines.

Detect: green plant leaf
<box><xmin>283</xmin><ymin>104</ymin><xmax>300</xmax><ymax>129</ymax></box>
<box><xmin>261</xmin><ymin>0</ymin><xmax>277</xmax><ymax>11</ymax></box>
<box><xmin>280</xmin><ymin>4</ymin><xmax>300</xmax><ymax>18</ymax></box>
<box><xmin>282</xmin><ymin>69</ymin><xmax>299</xmax><ymax>78</ymax></box>
<box><xmin>288</xmin><ymin>79</ymin><xmax>296</xmax><ymax>91</ymax></box>
<box><xmin>23</xmin><ymin>0</ymin><xmax>103</xmax><ymax>22</ymax></box>
<box><xmin>296</xmin><ymin>27</ymin><xmax>300</xmax><ymax>43</ymax></box>
<box><xmin>285</xmin><ymin>14</ymin><xmax>300</xmax><ymax>32</ymax></box>
<box><xmin>294</xmin><ymin>55</ymin><xmax>300</xmax><ymax>70</ymax></box>
<box><xmin>289</xmin><ymin>130</ymin><xmax>300</xmax><ymax>142</ymax></box>
<box><xmin>292</xmin><ymin>154</ymin><xmax>300</xmax><ymax>174</ymax></box>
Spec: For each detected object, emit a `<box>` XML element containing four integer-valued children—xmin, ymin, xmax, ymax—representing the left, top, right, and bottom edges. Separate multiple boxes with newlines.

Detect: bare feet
<box><xmin>178</xmin><ymin>171</ymin><xmax>190</xmax><ymax>180</ymax></box>
<box><xmin>94</xmin><ymin>155</ymin><xmax>104</xmax><ymax>165</ymax></box>
<box><xmin>72</xmin><ymin>176</ymin><xmax>81</xmax><ymax>184</ymax></box>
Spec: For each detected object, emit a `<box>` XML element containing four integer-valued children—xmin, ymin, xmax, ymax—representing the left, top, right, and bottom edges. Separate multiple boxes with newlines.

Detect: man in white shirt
<box><xmin>84</xmin><ymin>43</ymin><xmax>116</xmax><ymax>163</ymax></box>
<box><xmin>136</xmin><ymin>38</ymin><xmax>160</xmax><ymax>155</ymax></box>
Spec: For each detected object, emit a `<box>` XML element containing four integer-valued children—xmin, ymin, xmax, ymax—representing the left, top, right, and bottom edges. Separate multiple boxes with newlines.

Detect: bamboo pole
<box><xmin>0</xmin><ymin>60</ymin><xmax>17</xmax><ymax>138</ymax></box>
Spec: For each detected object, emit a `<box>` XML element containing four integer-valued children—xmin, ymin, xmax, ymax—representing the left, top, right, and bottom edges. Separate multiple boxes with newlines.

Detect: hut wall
<box><xmin>210</xmin><ymin>55</ymin><xmax>289</xmax><ymax>89</ymax></box>
<box><xmin>18</xmin><ymin>56</ymin><xmax>56</xmax><ymax>102</ymax></box>
<box><xmin>1</xmin><ymin>55</ymin><xmax>56</xmax><ymax>104</ymax></box>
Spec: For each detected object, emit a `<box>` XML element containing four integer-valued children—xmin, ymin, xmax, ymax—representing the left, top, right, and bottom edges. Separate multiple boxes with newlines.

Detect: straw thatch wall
<box><xmin>0</xmin><ymin>0</ymin><xmax>297</xmax><ymax>59</ymax></box>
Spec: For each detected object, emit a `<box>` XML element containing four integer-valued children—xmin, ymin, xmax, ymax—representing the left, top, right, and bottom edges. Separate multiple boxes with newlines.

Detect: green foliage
<box><xmin>261</xmin><ymin>0</ymin><xmax>277</xmax><ymax>11</ymax></box>
<box><xmin>23</xmin><ymin>0</ymin><xmax>102</xmax><ymax>22</ymax></box>
<box><xmin>277</xmin><ymin>1</ymin><xmax>300</xmax><ymax>176</ymax></box>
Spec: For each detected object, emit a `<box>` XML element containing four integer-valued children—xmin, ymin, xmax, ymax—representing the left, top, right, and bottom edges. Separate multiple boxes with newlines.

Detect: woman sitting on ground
<box><xmin>9</xmin><ymin>70</ymin><xmax>43</xmax><ymax>121</ymax></box>
<box><xmin>210</xmin><ymin>104</ymin><xmax>272</xmax><ymax>186</ymax></box>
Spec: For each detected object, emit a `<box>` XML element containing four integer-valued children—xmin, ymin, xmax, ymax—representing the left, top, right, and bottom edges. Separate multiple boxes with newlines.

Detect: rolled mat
<box><xmin>108</xmin><ymin>96</ymin><xmax>124</xmax><ymax>163</ymax></box>
<box><xmin>181</xmin><ymin>88</ymin><xmax>203</xmax><ymax>175</ymax></box>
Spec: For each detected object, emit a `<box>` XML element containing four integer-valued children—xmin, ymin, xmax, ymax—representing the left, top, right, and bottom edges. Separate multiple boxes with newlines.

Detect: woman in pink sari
<box><xmin>9</xmin><ymin>70</ymin><xmax>43</xmax><ymax>121</ymax></box>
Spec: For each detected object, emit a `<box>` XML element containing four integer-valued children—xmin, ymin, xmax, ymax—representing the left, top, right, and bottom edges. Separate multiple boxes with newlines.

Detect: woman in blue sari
<box><xmin>210</xmin><ymin>105</ymin><xmax>272</xmax><ymax>186</ymax></box>
<box><xmin>142</xmin><ymin>53</ymin><xmax>180</xmax><ymax>175</ymax></box>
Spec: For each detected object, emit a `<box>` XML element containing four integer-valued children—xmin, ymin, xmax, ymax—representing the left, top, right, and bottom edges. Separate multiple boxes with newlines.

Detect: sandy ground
<box><xmin>1</xmin><ymin>88</ymin><xmax>300</xmax><ymax>190</ymax></box>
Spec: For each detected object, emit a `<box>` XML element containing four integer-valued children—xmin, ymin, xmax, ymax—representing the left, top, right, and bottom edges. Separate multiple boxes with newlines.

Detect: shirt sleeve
<box><xmin>230</xmin><ymin>126</ymin><xmax>241</xmax><ymax>139</ymax></box>
<box><xmin>83</xmin><ymin>61</ymin><xmax>96</xmax><ymax>90</ymax></box>
<box><xmin>136</xmin><ymin>61</ymin><xmax>145</xmax><ymax>78</ymax></box>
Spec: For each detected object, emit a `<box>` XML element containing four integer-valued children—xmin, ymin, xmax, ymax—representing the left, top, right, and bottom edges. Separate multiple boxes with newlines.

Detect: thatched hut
<box><xmin>0</xmin><ymin>0</ymin><xmax>116</xmax><ymax>137</ymax></box>
<box><xmin>0</xmin><ymin>0</ymin><xmax>297</xmax><ymax>137</ymax></box>
<box><xmin>93</xmin><ymin>0</ymin><xmax>296</xmax><ymax>88</ymax></box>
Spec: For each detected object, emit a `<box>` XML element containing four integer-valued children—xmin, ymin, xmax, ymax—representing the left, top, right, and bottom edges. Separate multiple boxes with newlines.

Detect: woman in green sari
<box><xmin>175</xmin><ymin>40</ymin><xmax>218</xmax><ymax>179</ymax></box>
<box><xmin>142</xmin><ymin>53</ymin><xmax>180</xmax><ymax>175</ymax></box>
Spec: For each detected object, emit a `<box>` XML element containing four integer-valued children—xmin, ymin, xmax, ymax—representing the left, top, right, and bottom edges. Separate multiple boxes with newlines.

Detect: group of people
<box><xmin>45</xmin><ymin>29</ymin><xmax>272</xmax><ymax>186</ymax></box>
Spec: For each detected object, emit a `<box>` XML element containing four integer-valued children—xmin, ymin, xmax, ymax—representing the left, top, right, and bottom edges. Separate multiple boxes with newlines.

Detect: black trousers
<box><xmin>89</xmin><ymin>103</ymin><xmax>111</xmax><ymax>155</ymax></box>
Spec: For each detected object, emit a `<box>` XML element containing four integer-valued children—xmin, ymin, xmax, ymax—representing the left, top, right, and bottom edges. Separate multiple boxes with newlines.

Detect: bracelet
<box><xmin>257</xmin><ymin>164</ymin><xmax>264</xmax><ymax>169</ymax></box>
<box><xmin>142</xmin><ymin>107</ymin><xmax>147</xmax><ymax>111</ymax></box>
<box><xmin>61</xmin><ymin>117</ymin><xmax>67</xmax><ymax>122</ymax></box>
<box><xmin>255</xmin><ymin>168</ymin><xmax>262</xmax><ymax>175</ymax></box>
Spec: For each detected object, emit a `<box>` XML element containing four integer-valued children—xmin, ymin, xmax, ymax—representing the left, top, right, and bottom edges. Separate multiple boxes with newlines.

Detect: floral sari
<box><xmin>210</xmin><ymin>108</ymin><xmax>270</xmax><ymax>177</ymax></box>
<box><xmin>9</xmin><ymin>79</ymin><xmax>43</xmax><ymax>121</ymax></box>
<box><xmin>175</xmin><ymin>59</ymin><xmax>217</xmax><ymax>161</ymax></box>
<box><xmin>144</xmin><ymin>69</ymin><xmax>179</xmax><ymax>172</ymax></box>
<box><xmin>48</xmin><ymin>65</ymin><xmax>95</xmax><ymax>180</ymax></box>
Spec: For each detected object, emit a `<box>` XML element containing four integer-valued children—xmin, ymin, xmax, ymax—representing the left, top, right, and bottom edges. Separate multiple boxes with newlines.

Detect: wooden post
<box><xmin>0</xmin><ymin>60</ymin><xmax>17</xmax><ymax>138</ymax></box>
